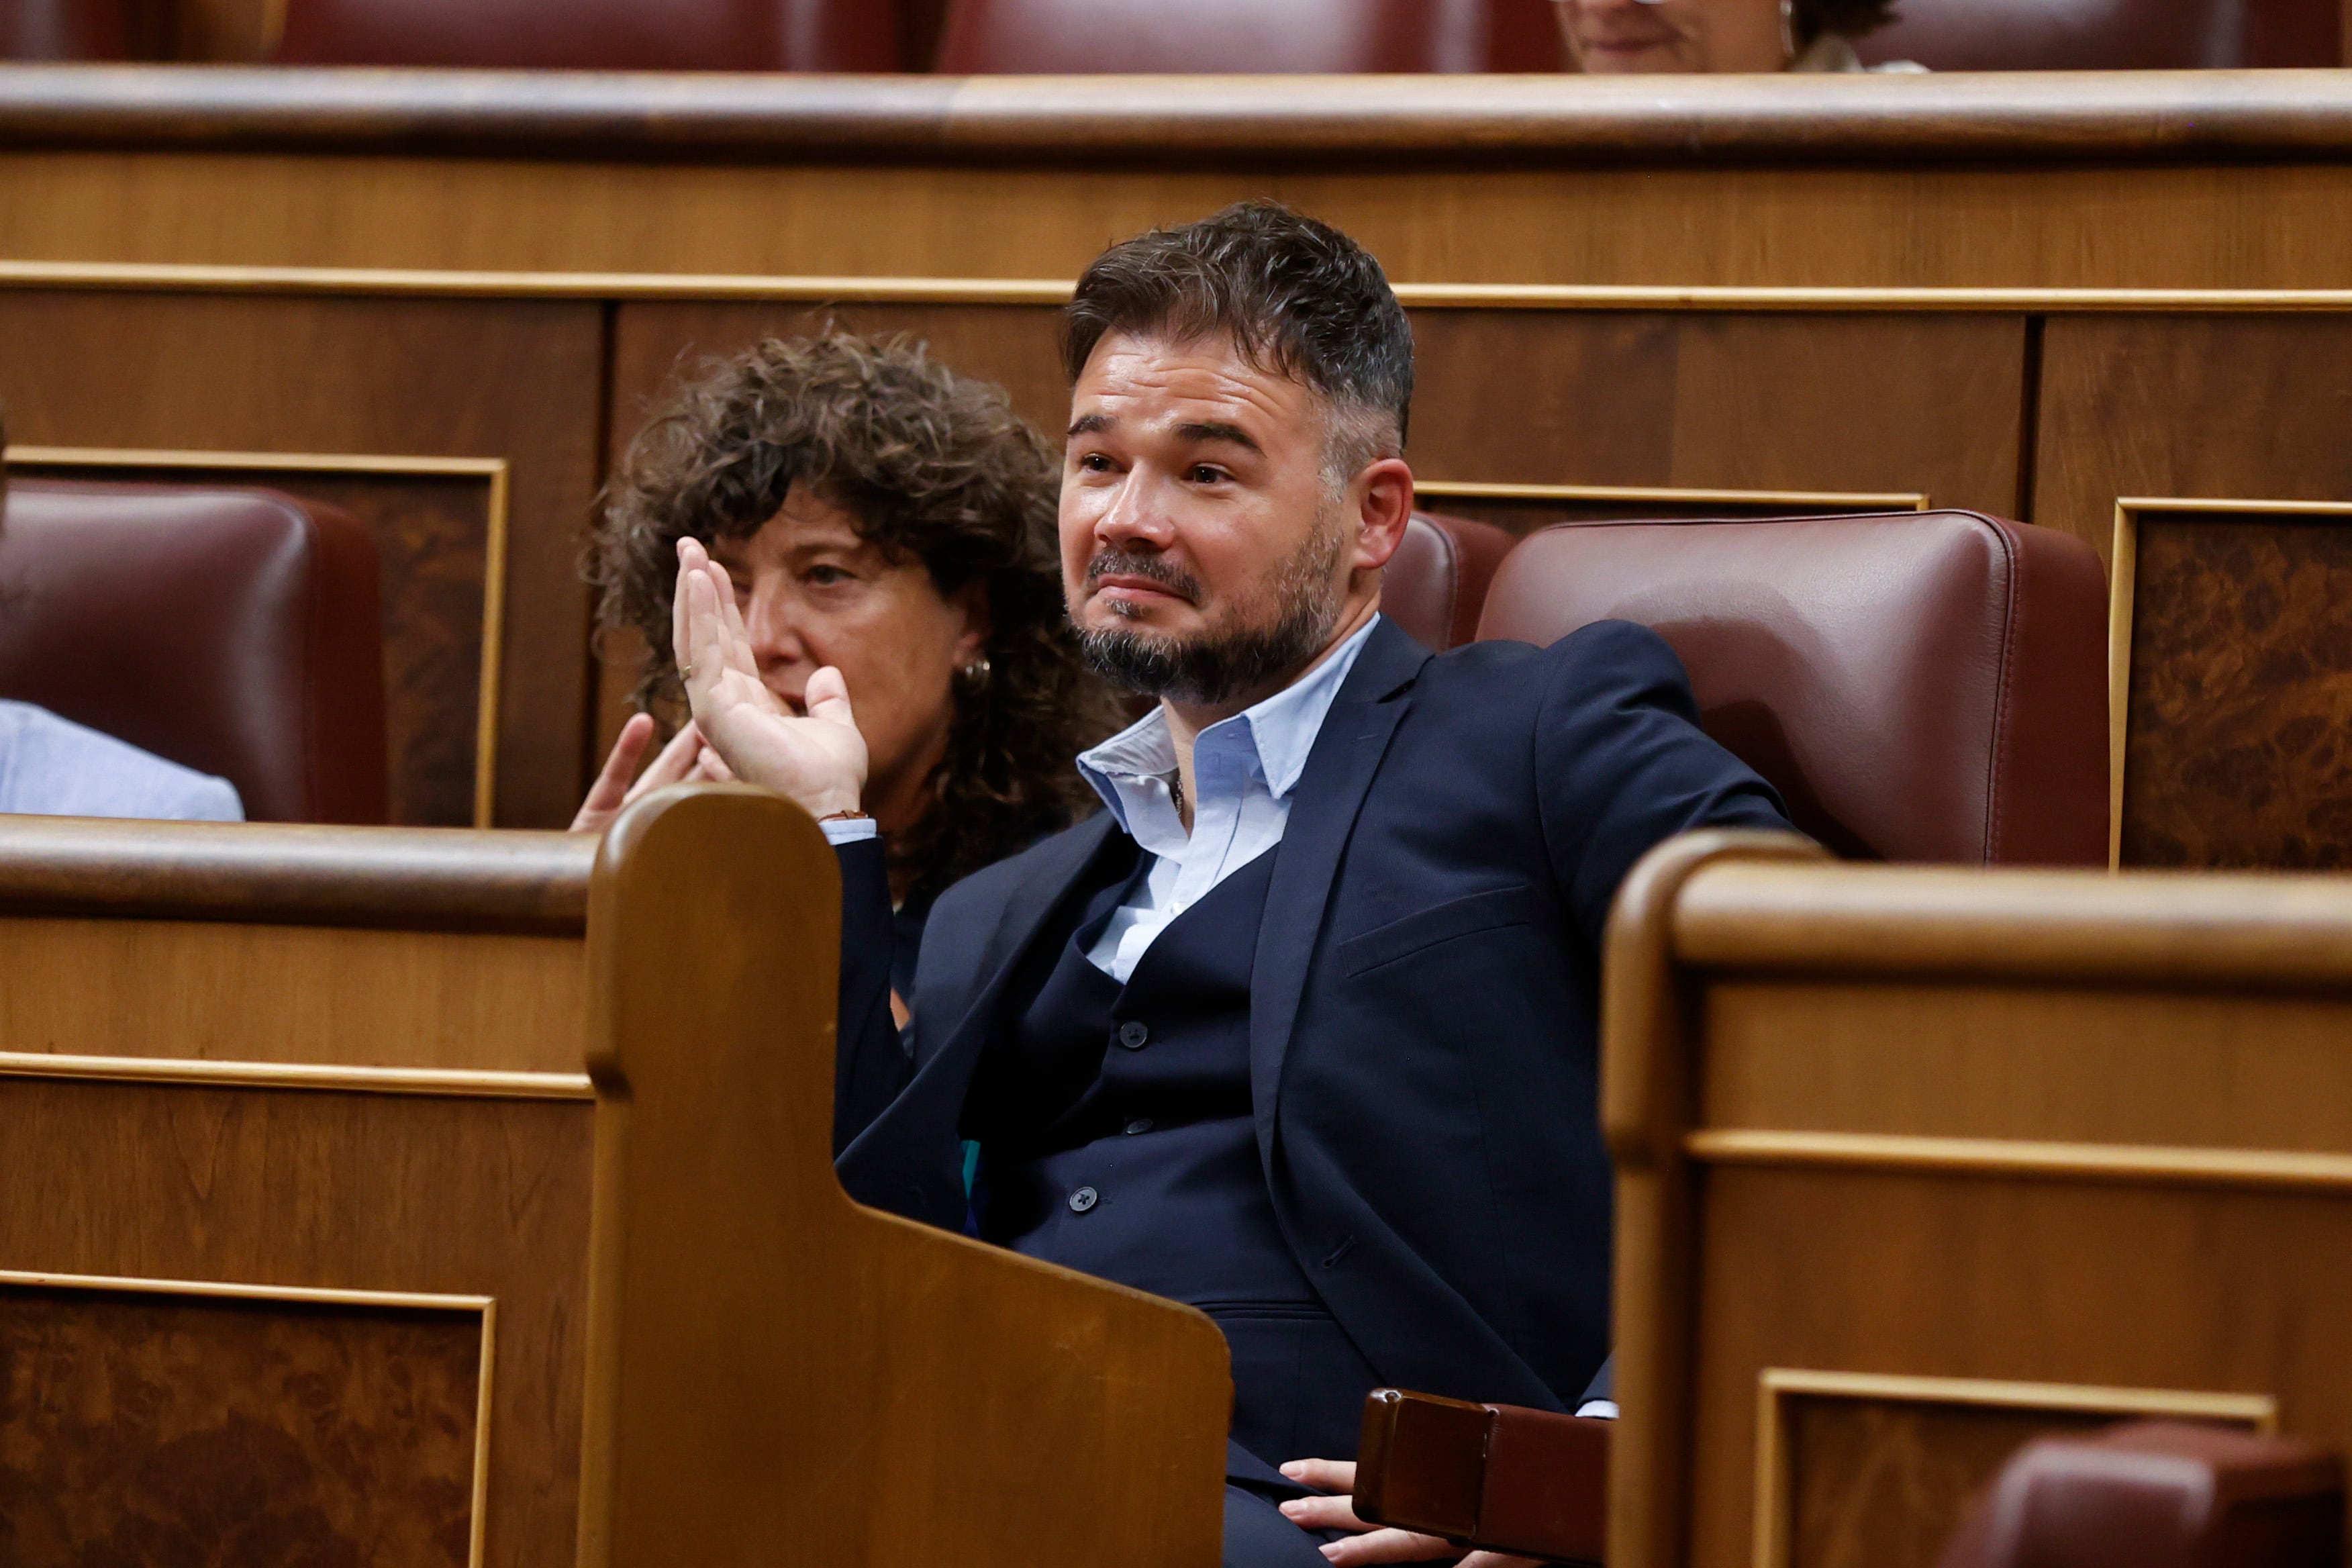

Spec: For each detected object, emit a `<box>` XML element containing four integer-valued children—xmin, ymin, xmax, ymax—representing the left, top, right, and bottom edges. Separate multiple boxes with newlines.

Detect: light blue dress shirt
<box><xmin>1075</xmin><ymin>614</ymin><xmax>1381</xmax><ymax>983</ymax></box>
<box><xmin>0</xmin><ymin>699</ymin><xmax>244</xmax><ymax>822</ymax></box>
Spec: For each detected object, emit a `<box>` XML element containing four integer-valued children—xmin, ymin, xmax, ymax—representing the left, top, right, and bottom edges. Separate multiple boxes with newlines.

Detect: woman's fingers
<box><xmin>805</xmin><ymin>665</ymin><xmax>859</xmax><ymax>732</ymax></box>
<box><xmin>694</xmin><ymin>746</ymin><xmax>737</xmax><ymax>783</ymax></box>
<box><xmin>620</xmin><ymin>720</ymin><xmax>705</xmax><ymax>806</ymax></box>
<box><xmin>1280</xmin><ymin>1459</ymin><xmax>1357</xmax><ymax>1493</ymax></box>
<box><xmin>569</xmin><ymin>714</ymin><xmax>656</xmax><ymax>832</ymax></box>
<box><xmin>709</xmin><ymin>558</ymin><xmax>762</xmax><ymax>679</ymax></box>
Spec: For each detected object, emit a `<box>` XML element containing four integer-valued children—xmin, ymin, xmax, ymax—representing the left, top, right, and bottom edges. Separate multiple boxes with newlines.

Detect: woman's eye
<box><xmin>806</xmin><ymin>565</ymin><xmax>852</xmax><ymax>586</ymax></box>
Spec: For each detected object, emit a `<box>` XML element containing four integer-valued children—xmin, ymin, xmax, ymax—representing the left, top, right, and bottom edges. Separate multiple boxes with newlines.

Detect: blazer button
<box><xmin>1068</xmin><ymin>1185</ymin><xmax>1099</xmax><ymax>1213</ymax></box>
<box><xmin>1116</xmin><ymin>1021</ymin><xmax>1150</xmax><ymax>1050</ymax></box>
<box><xmin>1124</xmin><ymin>1118</ymin><xmax>1154</xmax><ymax>1136</ymax></box>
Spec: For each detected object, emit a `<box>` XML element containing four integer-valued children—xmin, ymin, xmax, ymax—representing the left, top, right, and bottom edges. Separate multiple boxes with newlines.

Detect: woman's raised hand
<box><xmin>672</xmin><ymin>537</ymin><xmax>868</xmax><ymax>820</ymax></box>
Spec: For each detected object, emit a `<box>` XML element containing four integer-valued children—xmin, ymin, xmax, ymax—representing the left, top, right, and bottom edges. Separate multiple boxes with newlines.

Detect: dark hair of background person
<box><xmin>590</xmin><ymin>332</ymin><xmax>1118</xmax><ymax>898</ymax></box>
<box><xmin>1801</xmin><ymin>0</ymin><xmax>1899</xmax><ymax>44</ymax></box>
<box><xmin>1063</xmin><ymin>199</ymin><xmax>1414</xmax><ymax>479</ymax></box>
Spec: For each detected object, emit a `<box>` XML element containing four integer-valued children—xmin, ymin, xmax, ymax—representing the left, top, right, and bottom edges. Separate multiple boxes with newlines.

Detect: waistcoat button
<box><xmin>1068</xmin><ymin>1185</ymin><xmax>1099</xmax><ymax>1213</ymax></box>
<box><xmin>1124</xmin><ymin>1118</ymin><xmax>1154</xmax><ymax>1136</ymax></box>
<box><xmin>1117</xmin><ymin>1020</ymin><xmax>1150</xmax><ymax>1050</ymax></box>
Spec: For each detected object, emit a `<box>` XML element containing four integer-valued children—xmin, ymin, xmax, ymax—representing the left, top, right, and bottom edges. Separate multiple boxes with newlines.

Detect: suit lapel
<box><xmin>920</xmin><ymin>809</ymin><xmax>1122</xmax><ymax>1072</ymax></box>
<box><xmin>1250</xmin><ymin>619</ymin><xmax>1430</xmax><ymax>1151</ymax></box>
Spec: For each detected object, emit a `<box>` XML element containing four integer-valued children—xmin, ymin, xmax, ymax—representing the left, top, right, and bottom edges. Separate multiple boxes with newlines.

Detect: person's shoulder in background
<box><xmin>1793</xmin><ymin>32</ymin><xmax>1926</xmax><ymax>72</ymax></box>
<box><xmin>0</xmin><ymin>699</ymin><xmax>244</xmax><ymax>822</ymax></box>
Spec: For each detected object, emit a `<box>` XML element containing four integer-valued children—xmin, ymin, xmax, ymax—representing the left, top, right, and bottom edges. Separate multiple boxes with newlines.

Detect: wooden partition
<box><xmin>5</xmin><ymin>69</ymin><xmax>2352</xmax><ymax>854</ymax></box>
<box><xmin>0</xmin><ymin>791</ymin><xmax>1227</xmax><ymax>1567</ymax></box>
<box><xmin>1602</xmin><ymin>828</ymin><xmax>2352</xmax><ymax>1568</ymax></box>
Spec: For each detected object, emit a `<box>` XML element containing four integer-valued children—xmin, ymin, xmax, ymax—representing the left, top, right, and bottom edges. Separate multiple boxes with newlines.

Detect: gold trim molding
<box><xmin>0</xmin><ymin>1048</ymin><xmax>593</xmax><ymax>1099</ymax></box>
<box><xmin>9</xmin><ymin>260</ymin><xmax>2352</xmax><ymax>313</ymax></box>
<box><xmin>7</xmin><ymin>444</ymin><xmax>512</xmax><ymax>828</ymax></box>
<box><xmin>2108</xmin><ymin>496</ymin><xmax>2352</xmax><ymax>869</ymax></box>
<box><xmin>1751</xmin><ymin>1367</ymin><xmax>2276</xmax><ymax>1568</ymax></box>
<box><xmin>1415</xmin><ymin>480</ymin><xmax>1929</xmax><ymax>511</ymax></box>
<box><xmin>1689</xmin><ymin>1128</ymin><xmax>2352</xmax><ymax>1192</ymax></box>
<box><xmin>0</xmin><ymin>1265</ymin><xmax>498</xmax><ymax>1568</ymax></box>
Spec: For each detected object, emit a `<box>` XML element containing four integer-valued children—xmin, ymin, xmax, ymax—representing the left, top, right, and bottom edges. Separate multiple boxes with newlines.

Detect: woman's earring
<box><xmin>1779</xmin><ymin>0</ymin><xmax>1796</xmax><ymax>61</ymax></box>
<box><xmin>957</xmin><ymin>654</ymin><xmax>993</xmax><ymax>693</ymax></box>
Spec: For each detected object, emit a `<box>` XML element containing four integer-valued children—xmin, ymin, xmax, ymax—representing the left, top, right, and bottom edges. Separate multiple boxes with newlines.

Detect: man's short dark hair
<box><xmin>1061</xmin><ymin>200</ymin><xmax>1413</xmax><ymax>479</ymax></box>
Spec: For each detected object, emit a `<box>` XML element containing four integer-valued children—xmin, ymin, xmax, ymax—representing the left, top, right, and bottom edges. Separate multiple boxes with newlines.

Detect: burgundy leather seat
<box><xmin>1858</xmin><ymin>0</ymin><xmax>2341</xmax><ymax>70</ymax></box>
<box><xmin>1387</xmin><ymin>511</ymin><xmax>1518</xmax><ymax>652</ymax></box>
<box><xmin>0</xmin><ymin>479</ymin><xmax>389</xmax><ymax>824</ymax></box>
<box><xmin>1475</xmin><ymin>510</ymin><xmax>2108</xmax><ymax>866</ymax></box>
<box><xmin>936</xmin><ymin>0</ymin><xmax>1486</xmax><ymax>72</ymax></box>
<box><xmin>273</xmin><ymin>0</ymin><xmax>897</xmax><ymax>70</ymax></box>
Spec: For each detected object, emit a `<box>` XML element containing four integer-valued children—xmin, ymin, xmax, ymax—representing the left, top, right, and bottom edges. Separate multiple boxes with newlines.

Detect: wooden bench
<box><xmin>0</xmin><ymin>786</ymin><xmax>1227</xmax><ymax>1567</ymax></box>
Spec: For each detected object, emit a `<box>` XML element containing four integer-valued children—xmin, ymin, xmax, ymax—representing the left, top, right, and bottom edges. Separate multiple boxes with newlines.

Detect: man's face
<box><xmin>1059</xmin><ymin>332</ymin><xmax>1361</xmax><ymax>706</ymax></box>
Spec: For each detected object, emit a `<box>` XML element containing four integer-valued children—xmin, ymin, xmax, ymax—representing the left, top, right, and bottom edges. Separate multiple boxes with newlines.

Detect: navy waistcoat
<box><xmin>972</xmin><ymin>840</ymin><xmax>1379</xmax><ymax>1465</ymax></box>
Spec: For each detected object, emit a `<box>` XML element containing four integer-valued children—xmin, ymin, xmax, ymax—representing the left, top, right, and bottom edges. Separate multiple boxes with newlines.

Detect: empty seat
<box><xmin>0</xmin><ymin>479</ymin><xmax>389</xmax><ymax>824</ymax></box>
<box><xmin>1857</xmin><ymin>0</ymin><xmax>2341</xmax><ymax>70</ymax></box>
<box><xmin>1476</xmin><ymin>511</ymin><xmax>2108</xmax><ymax>865</ymax></box>
<box><xmin>936</xmin><ymin>0</ymin><xmax>1487</xmax><ymax>72</ymax></box>
<box><xmin>1385</xmin><ymin>510</ymin><xmax>1518</xmax><ymax>651</ymax></box>
<box><xmin>273</xmin><ymin>0</ymin><xmax>898</xmax><ymax>70</ymax></box>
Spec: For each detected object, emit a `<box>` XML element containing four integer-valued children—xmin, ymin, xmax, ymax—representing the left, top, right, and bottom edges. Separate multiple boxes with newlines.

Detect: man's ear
<box><xmin>1353</xmin><ymin>457</ymin><xmax>1416</xmax><ymax>573</ymax></box>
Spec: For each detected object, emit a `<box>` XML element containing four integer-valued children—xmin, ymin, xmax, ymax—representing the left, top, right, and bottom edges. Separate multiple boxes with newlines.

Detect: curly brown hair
<box><xmin>1798</xmin><ymin>0</ymin><xmax>1898</xmax><ymax>43</ymax></box>
<box><xmin>589</xmin><ymin>332</ymin><xmax>1117</xmax><ymax>900</ymax></box>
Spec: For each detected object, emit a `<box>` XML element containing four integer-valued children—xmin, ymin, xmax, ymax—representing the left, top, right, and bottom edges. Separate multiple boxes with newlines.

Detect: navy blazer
<box><xmin>832</xmin><ymin>616</ymin><xmax>1788</xmax><ymax>1414</ymax></box>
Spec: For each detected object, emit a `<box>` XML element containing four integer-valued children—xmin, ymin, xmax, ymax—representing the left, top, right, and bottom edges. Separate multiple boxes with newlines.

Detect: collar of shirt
<box><xmin>1077</xmin><ymin>613</ymin><xmax>1383</xmax><ymax>856</ymax></box>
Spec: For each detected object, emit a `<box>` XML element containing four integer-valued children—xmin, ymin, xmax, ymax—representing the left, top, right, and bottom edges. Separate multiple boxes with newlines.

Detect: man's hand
<box><xmin>1277</xmin><ymin>1460</ymin><xmax>1540</xmax><ymax>1567</ymax></box>
<box><xmin>570</xmin><ymin>714</ymin><xmax>730</xmax><ymax>833</ymax></box>
<box><xmin>671</xmin><ymin>537</ymin><xmax>867</xmax><ymax>820</ymax></box>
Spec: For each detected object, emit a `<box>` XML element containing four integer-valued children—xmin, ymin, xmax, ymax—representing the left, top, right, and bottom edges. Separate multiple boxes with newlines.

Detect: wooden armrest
<box><xmin>1939</xmin><ymin>1420</ymin><xmax>2344</xmax><ymax>1568</ymax></box>
<box><xmin>1353</xmin><ymin>1387</ymin><xmax>1609</xmax><ymax>1565</ymax></box>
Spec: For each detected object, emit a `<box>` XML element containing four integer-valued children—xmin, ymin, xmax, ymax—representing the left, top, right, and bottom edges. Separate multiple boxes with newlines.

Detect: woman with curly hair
<box><xmin>1553</xmin><ymin>0</ymin><xmax>1922</xmax><ymax>73</ymax></box>
<box><xmin>580</xmin><ymin>332</ymin><xmax>1120</xmax><ymax>997</ymax></box>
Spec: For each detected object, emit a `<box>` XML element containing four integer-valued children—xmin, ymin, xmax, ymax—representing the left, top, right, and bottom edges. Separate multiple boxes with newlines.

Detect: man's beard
<box><xmin>1074</xmin><ymin>508</ymin><xmax>1348</xmax><ymax>706</ymax></box>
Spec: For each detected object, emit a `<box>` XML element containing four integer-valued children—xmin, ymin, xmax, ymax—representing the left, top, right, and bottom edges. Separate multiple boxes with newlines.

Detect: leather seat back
<box><xmin>273</xmin><ymin>0</ymin><xmax>897</xmax><ymax>70</ymax></box>
<box><xmin>1476</xmin><ymin>511</ymin><xmax>2108</xmax><ymax>865</ymax></box>
<box><xmin>936</xmin><ymin>0</ymin><xmax>1486</xmax><ymax>72</ymax></box>
<box><xmin>1857</xmin><ymin>0</ymin><xmax>2339</xmax><ymax>70</ymax></box>
<box><xmin>1387</xmin><ymin>511</ymin><xmax>1518</xmax><ymax>651</ymax></box>
<box><xmin>0</xmin><ymin>479</ymin><xmax>389</xmax><ymax>824</ymax></box>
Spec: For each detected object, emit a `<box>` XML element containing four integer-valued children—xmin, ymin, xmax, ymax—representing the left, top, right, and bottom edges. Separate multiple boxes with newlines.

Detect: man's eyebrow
<box><xmin>1177</xmin><ymin>421</ymin><xmax>1263</xmax><ymax>456</ymax></box>
<box><xmin>1067</xmin><ymin>412</ymin><xmax>1113</xmax><ymax>438</ymax></box>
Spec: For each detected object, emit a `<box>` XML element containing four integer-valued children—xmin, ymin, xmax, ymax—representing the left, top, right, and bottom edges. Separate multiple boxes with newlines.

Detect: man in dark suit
<box><xmin>673</xmin><ymin>200</ymin><xmax>1790</xmax><ymax>1566</ymax></box>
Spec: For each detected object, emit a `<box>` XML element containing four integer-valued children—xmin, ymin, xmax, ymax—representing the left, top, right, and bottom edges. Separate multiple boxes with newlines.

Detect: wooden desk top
<box><xmin>2</xmin><ymin>66</ymin><xmax>2352</xmax><ymax>166</ymax></box>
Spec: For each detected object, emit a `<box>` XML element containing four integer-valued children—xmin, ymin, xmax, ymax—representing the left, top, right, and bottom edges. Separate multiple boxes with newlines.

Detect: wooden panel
<box><xmin>1409</xmin><ymin>311</ymin><xmax>2024</xmax><ymax>516</ymax></box>
<box><xmin>0</xmin><ymin>290</ymin><xmax>601</xmax><ymax>828</ymax></box>
<box><xmin>1778</xmin><ymin>1395</ymin><xmax>2121</xmax><ymax>1568</ymax></box>
<box><xmin>2035</xmin><ymin>316</ymin><xmax>2352</xmax><ymax>569</ymax></box>
<box><xmin>1702</xmin><ymin>980</ymin><xmax>2352</xmax><ymax>1155</ymax></box>
<box><xmin>6</xmin><ymin>152</ymin><xmax>2352</xmax><ymax>291</ymax></box>
<box><xmin>1689</xmin><ymin>1171</ymin><xmax>2324</xmax><ymax>1568</ymax></box>
<box><xmin>9</xmin><ymin>454</ymin><xmax>499</xmax><ymax>828</ymax></box>
<box><xmin>0</xmin><ymin>1076</ymin><xmax>596</xmax><ymax>1568</ymax></box>
<box><xmin>1416</xmin><ymin>489</ymin><xmax>1925</xmax><ymax>539</ymax></box>
<box><xmin>0</xmin><ymin>1280</ymin><xmax>482</xmax><ymax>1568</ymax></box>
<box><xmin>2114</xmin><ymin>504</ymin><xmax>2352</xmax><ymax>869</ymax></box>
<box><xmin>0</xmin><ymin>918</ymin><xmax>583</xmax><ymax>1073</ymax></box>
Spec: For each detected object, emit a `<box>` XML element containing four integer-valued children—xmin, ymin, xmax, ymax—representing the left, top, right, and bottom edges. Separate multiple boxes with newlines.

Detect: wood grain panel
<box><xmin>1410</xmin><ymin>311</ymin><xmax>2024</xmax><ymax>516</ymax></box>
<box><xmin>8</xmin><ymin>456</ymin><xmax>496</xmax><ymax>828</ymax></box>
<box><xmin>5</xmin><ymin>153</ymin><xmax>2352</xmax><ymax>291</ymax></box>
<box><xmin>1702</xmin><ymin>980</ymin><xmax>2352</xmax><ymax>1155</ymax></box>
<box><xmin>0</xmin><ymin>917</ymin><xmax>583</xmax><ymax>1073</ymax></box>
<box><xmin>0</xmin><ymin>1281</ymin><xmax>481</xmax><ymax>1568</ymax></box>
<box><xmin>0</xmin><ymin>290</ymin><xmax>601</xmax><ymax>828</ymax></box>
<box><xmin>2117</xmin><ymin>507</ymin><xmax>2352</xmax><ymax>868</ymax></box>
<box><xmin>1687</xmin><ymin>1170</ymin><xmax>2320</xmax><ymax>1568</ymax></box>
<box><xmin>2035</xmin><ymin>316</ymin><xmax>2352</xmax><ymax>568</ymax></box>
<box><xmin>0</xmin><ymin>1076</ymin><xmax>595</xmax><ymax>1568</ymax></box>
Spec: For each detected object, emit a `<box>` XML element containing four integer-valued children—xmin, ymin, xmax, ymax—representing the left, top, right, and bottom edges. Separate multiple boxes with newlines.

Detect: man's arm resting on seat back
<box><xmin>1536</xmin><ymin>620</ymin><xmax>1793</xmax><ymax>938</ymax></box>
